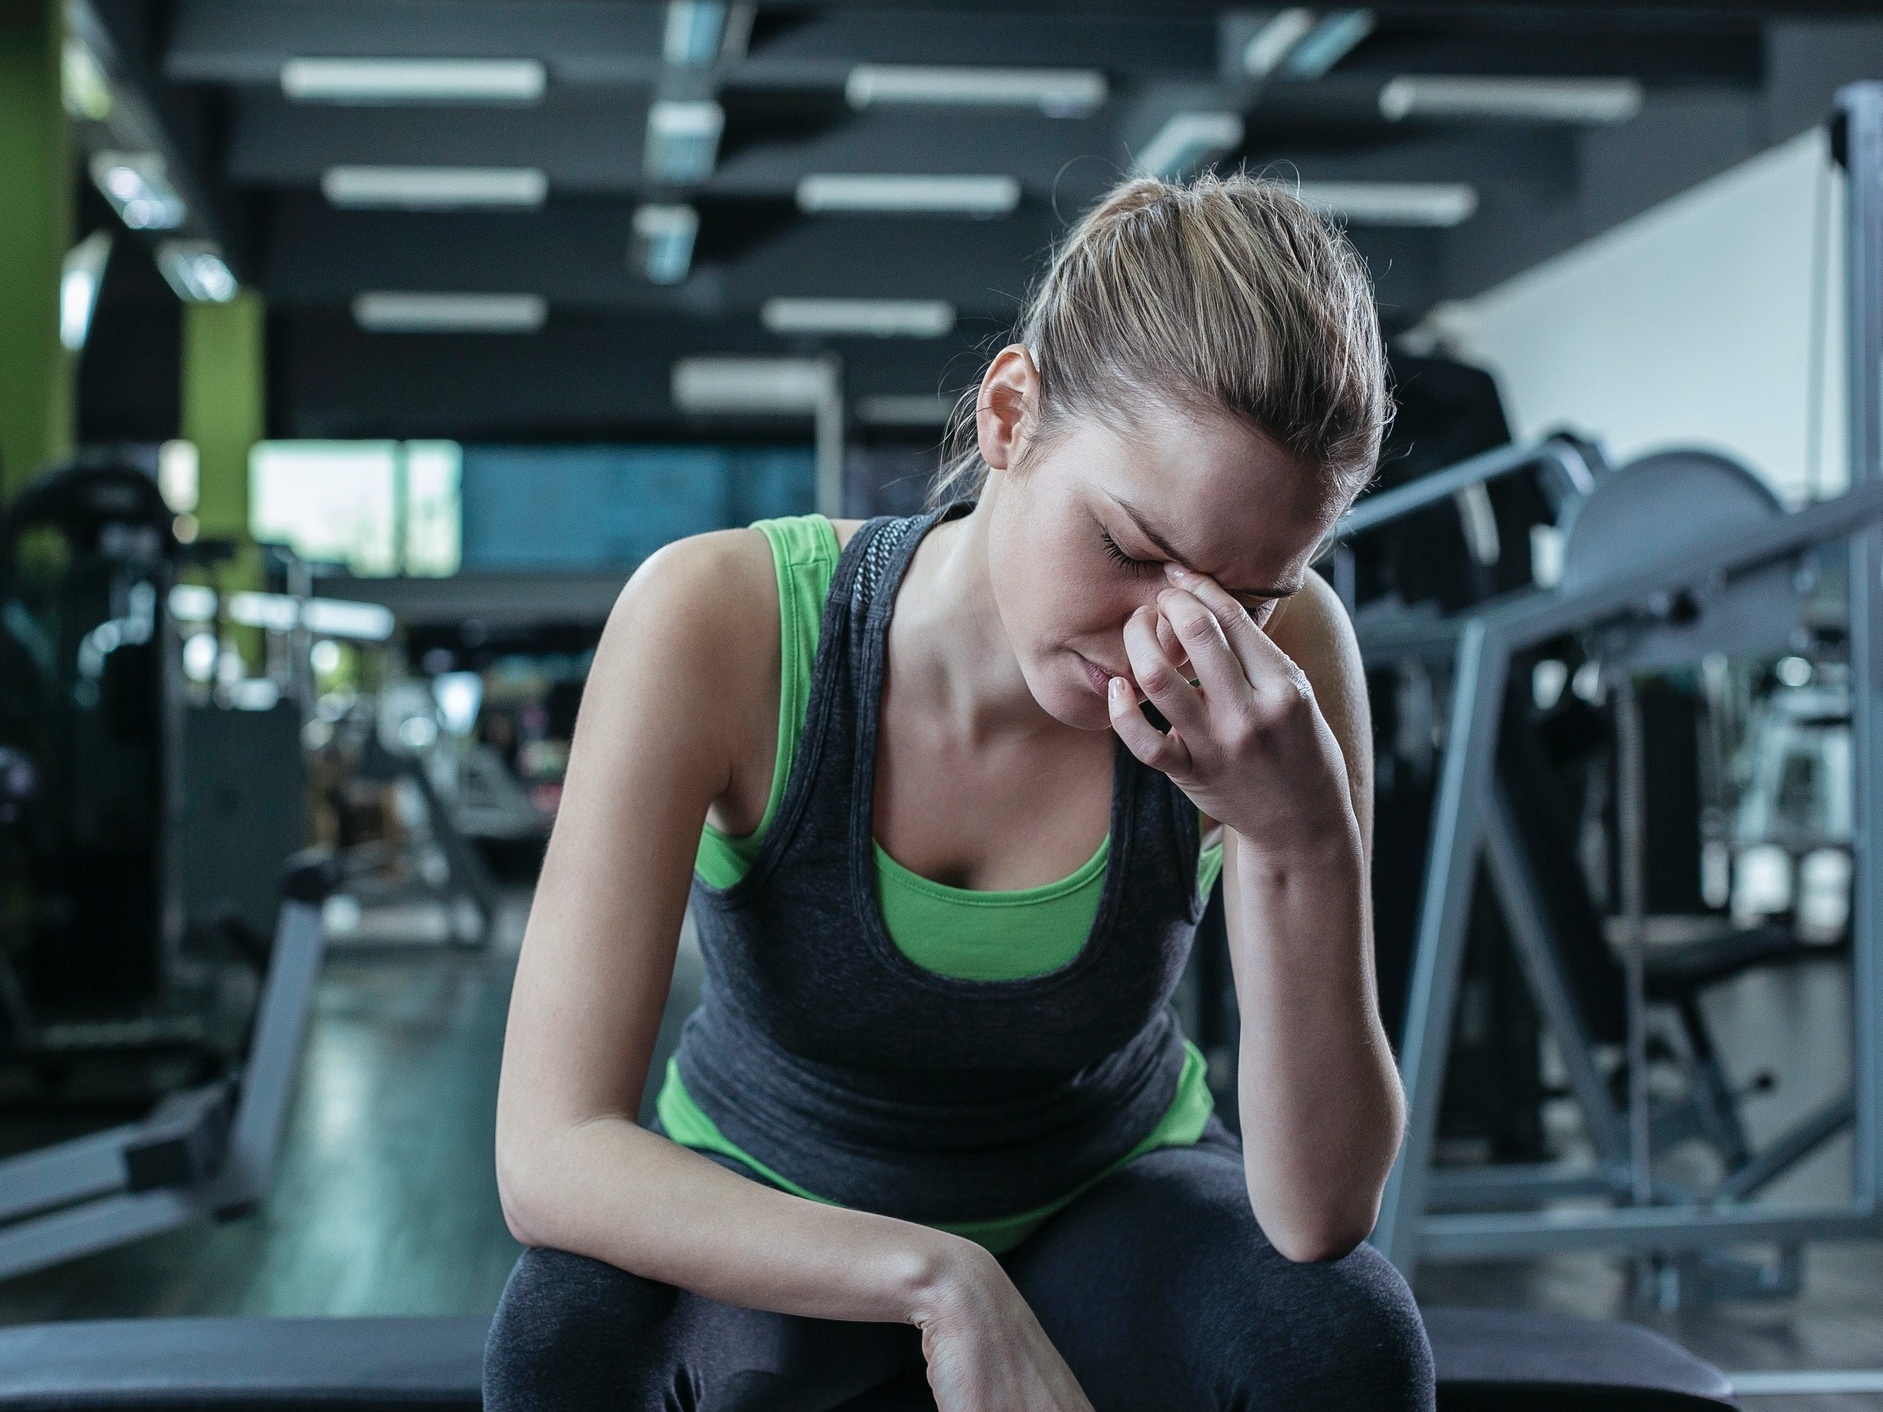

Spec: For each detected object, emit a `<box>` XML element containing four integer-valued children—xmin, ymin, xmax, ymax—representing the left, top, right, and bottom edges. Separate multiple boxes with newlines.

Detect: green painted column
<box><xmin>181</xmin><ymin>289</ymin><xmax>265</xmax><ymax>545</ymax></box>
<box><xmin>0</xmin><ymin>0</ymin><xmax>72</xmax><ymax>499</ymax></box>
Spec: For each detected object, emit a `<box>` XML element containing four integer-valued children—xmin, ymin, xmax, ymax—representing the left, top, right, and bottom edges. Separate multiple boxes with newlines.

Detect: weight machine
<box><xmin>1353</xmin><ymin>83</ymin><xmax>1883</xmax><ymax>1292</ymax></box>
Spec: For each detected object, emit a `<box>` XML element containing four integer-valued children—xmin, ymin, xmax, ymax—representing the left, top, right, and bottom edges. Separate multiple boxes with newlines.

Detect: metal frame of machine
<box><xmin>1357</xmin><ymin>81</ymin><xmax>1883</xmax><ymax>1275</ymax></box>
<box><xmin>0</xmin><ymin>860</ymin><xmax>330</xmax><ymax>1282</ymax></box>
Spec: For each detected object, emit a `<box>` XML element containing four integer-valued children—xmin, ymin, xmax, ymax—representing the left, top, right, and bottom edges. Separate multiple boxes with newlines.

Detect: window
<box><xmin>249</xmin><ymin>440</ymin><xmax>461</xmax><ymax>577</ymax></box>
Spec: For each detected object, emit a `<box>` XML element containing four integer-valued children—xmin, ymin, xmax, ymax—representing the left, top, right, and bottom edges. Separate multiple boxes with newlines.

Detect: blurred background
<box><xmin>5</xmin><ymin>2</ymin><xmax>1883</xmax><ymax>1406</ymax></box>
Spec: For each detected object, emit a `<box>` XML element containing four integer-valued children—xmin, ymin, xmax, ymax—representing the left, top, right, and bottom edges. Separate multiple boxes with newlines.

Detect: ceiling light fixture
<box><xmin>672</xmin><ymin>357</ymin><xmax>837</xmax><ymax>414</ymax></box>
<box><xmin>280</xmin><ymin>58</ymin><xmax>546</xmax><ymax>105</ymax></box>
<box><xmin>1133</xmin><ymin>112</ymin><xmax>1245</xmax><ymax>180</ymax></box>
<box><xmin>633</xmin><ymin>203</ymin><xmax>700</xmax><ymax>285</ymax></box>
<box><xmin>1296</xmin><ymin>180</ymin><xmax>1478</xmax><ymax>227</ymax></box>
<box><xmin>89</xmin><ymin>151</ymin><xmax>186</xmax><ymax>230</ymax></box>
<box><xmin>61</xmin><ymin>36</ymin><xmax>113</xmax><ymax>120</ymax></box>
<box><xmin>644</xmin><ymin>99</ymin><xmax>724</xmax><ymax>184</ymax></box>
<box><xmin>844</xmin><ymin>65</ymin><xmax>1106</xmax><ymax>118</ymax></box>
<box><xmin>795</xmin><ymin>174</ymin><xmax>1021</xmax><ymax>217</ymax></box>
<box><xmin>1278</xmin><ymin>10</ymin><xmax>1374</xmax><ymax>79</ymax></box>
<box><xmin>352</xmin><ymin>292</ymin><xmax>548</xmax><ymax>333</ymax></box>
<box><xmin>1379</xmin><ymin>75</ymin><xmax>1644</xmax><ymax>125</ymax></box>
<box><xmin>1241</xmin><ymin>9</ymin><xmax>1318</xmax><ymax>79</ymax></box>
<box><xmin>156</xmin><ymin>241</ymin><xmax>239</xmax><ymax>302</ymax></box>
<box><xmin>761</xmin><ymin>298</ymin><xmax>955</xmax><ymax>338</ymax></box>
<box><xmin>60</xmin><ymin>230</ymin><xmax>113</xmax><ymax>351</ymax></box>
<box><xmin>321</xmin><ymin>166</ymin><xmax>549</xmax><ymax>209</ymax></box>
<box><xmin>854</xmin><ymin>394</ymin><xmax>956</xmax><ymax>427</ymax></box>
<box><xmin>664</xmin><ymin>0</ymin><xmax>727</xmax><ymax>66</ymax></box>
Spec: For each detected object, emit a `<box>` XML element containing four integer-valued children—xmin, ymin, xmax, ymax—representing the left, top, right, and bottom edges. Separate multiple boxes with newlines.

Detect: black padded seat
<box><xmin>0</xmin><ymin>1309</ymin><xmax>1736</xmax><ymax>1411</ymax></box>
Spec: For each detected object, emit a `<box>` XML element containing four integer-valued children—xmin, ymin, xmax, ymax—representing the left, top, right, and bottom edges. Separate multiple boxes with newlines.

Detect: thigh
<box><xmin>1003</xmin><ymin>1126</ymin><xmax>1433</xmax><ymax>1412</ymax></box>
<box><xmin>485</xmin><ymin>1245</ymin><xmax>924</xmax><ymax>1412</ymax></box>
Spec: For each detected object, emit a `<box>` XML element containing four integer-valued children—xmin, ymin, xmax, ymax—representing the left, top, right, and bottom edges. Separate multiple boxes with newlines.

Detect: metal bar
<box><xmin>214</xmin><ymin>899</ymin><xmax>326</xmax><ymax>1206</ymax></box>
<box><xmin>815</xmin><ymin>357</ymin><xmax>846</xmax><ymax>519</ymax></box>
<box><xmin>1613</xmin><ymin>678</ymin><xmax>1653</xmax><ymax>1207</ymax></box>
<box><xmin>1425</xmin><ymin>1162</ymin><xmax>1625</xmax><ymax>1211</ymax></box>
<box><xmin>0</xmin><ymin>1187</ymin><xmax>207</xmax><ymax>1285</ymax></box>
<box><xmin>1337</xmin><ymin>439</ymin><xmax>1597</xmax><ymax>542</ymax></box>
<box><xmin>1482</xmin><ymin>786</ymin><xmax>1630</xmax><ymax>1163</ymax></box>
<box><xmin>1835</xmin><ymin>80</ymin><xmax>1883</xmax><ymax>1218</ymax></box>
<box><xmin>0</xmin><ymin>1124</ymin><xmax>136</xmax><ymax>1225</ymax></box>
<box><xmin>1712</xmin><ymin>1091</ymin><xmax>1855</xmax><ymax>1203</ymax></box>
<box><xmin>1373</xmin><ymin>619</ymin><xmax>1509</xmax><ymax>1271</ymax></box>
<box><xmin>1419</xmin><ymin>1203</ymin><xmax>1883</xmax><ymax>1261</ymax></box>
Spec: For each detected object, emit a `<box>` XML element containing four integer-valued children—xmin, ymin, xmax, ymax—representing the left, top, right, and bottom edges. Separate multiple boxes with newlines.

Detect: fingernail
<box><xmin>1163</xmin><ymin>563</ymin><xmax>1192</xmax><ymax>582</ymax></box>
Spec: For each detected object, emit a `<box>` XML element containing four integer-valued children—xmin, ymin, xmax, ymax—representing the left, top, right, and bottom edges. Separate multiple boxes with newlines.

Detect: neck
<box><xmin>888</xmin><ymin>505</ymin><xmax>1062</xmax><ymax>743</ymax></box>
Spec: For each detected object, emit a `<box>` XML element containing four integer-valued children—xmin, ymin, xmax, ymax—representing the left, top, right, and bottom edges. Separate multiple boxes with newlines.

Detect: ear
<box><xmin>975</xmin><ymin>344</ymin><xmax>1040</xmax><ymax>473</ymax></box>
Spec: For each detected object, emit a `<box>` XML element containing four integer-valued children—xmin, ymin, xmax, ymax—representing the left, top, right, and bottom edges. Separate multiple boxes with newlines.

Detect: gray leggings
<box><xmin>484</xmin><ymin>1122</ymin><xmax>1433</xmax><ymax>1412</ymax></box>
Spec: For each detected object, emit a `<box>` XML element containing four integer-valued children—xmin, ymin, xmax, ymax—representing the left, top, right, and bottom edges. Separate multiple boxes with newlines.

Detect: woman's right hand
<box><xmin>914</xmin><ymin>1244</ymin><xmax>1094</xmax><ymax>1412</ymax></box>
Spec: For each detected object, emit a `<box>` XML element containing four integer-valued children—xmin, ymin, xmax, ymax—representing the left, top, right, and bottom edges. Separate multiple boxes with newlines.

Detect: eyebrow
<box><xmin>1111</xmin><ymin>496</ymin><xmax>1303</xmax><ymax>599</ymax></box>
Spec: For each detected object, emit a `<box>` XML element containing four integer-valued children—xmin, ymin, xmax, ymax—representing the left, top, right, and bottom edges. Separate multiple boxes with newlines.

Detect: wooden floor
<box><xmin>1</xmin><ymin>894</ymin><xmax>1880</xmax><ymax>1409</ymax></box>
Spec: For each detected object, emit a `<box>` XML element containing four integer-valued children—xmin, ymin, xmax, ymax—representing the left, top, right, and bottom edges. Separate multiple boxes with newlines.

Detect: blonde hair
<box><xmin>932</xmin><ymin>171</ymin><xmax>1388</xmax><ymax>507</ymax></box>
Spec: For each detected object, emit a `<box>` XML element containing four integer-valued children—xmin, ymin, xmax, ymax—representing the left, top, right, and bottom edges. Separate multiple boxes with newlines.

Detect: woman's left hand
<box><xmin>1106</xmin><ymin>564</ymin><xmax>1357</xmax><ymax>859</ymax></box>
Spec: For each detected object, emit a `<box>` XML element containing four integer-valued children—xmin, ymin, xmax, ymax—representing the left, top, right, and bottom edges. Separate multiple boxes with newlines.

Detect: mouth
<box><xmin>1073</xmin><ymin>651</ymin><xmax>1120</xmax><ymax>698</ymax></box>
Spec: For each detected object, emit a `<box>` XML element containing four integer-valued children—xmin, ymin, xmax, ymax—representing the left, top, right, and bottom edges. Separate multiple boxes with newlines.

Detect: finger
<box><xmin>1163</xmin><ymin>564</ymin><xmax>1302</xmax><ymax>695</ymax></box>
<box><xmin>1107</xmin><ymin>675</ymin><xmax>1192</xmax><ymax>774</ymax></box>
<box><xmin>1122</xmin><ymin>605</ymin><xmax>1208</xmax><ymax>739</ymax></box>
<box><xmin>1154</xmin><ymin>586</ymin><xmax>1251</xmax><ymax>704</ymax></box>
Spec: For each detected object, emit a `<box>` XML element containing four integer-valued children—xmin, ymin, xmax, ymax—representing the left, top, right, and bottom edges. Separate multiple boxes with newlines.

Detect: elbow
<box><xmin>1252</xmin><ymin>1183</ymin><xmax>1383</xmax><ymax>1264</ymax></box>
<box><xmin>494</xmin><ymin>1123</ymin><xmax>549</xmax><ymax>1248</ymax></box>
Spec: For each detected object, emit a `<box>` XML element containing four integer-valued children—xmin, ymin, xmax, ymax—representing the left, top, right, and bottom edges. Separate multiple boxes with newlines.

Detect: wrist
<box><xmin>898</xmin><ymin>1231</ymin><xmax>999</xmax><ymax>1329</ymax></box>
<box><xmin>1226</xmin><ymin>812</ymin><xmax>1361</xmax><ymax>872</ymax></box>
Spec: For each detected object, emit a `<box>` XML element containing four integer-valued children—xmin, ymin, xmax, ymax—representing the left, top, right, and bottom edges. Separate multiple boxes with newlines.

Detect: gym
<box><xmin>3</xmin><ymin>1</ymin><xmax>1883</xmax><ymax>1407</ymax></box>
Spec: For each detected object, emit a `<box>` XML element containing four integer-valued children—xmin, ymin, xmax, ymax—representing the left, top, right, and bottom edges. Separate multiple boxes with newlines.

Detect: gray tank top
<box><xmin>672</xmin><ymin>506</ymin><xmax>1212</xmax><ymax>1223</ymax></box>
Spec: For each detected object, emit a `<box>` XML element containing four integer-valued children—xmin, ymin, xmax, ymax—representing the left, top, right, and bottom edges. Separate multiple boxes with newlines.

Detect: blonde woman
<box><xmin>488</xmin><ymin>174</ymin><xmax>1431</xmax><ymax>1411</ymax></box>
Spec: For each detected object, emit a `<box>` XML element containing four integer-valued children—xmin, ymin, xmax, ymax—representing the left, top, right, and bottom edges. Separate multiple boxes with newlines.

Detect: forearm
<box><xmin>499</xmin><ymin>1113</ymin><xmax>988</xmax><ymax>1325</ymax></box>
<box><xmin>1225</xmin><ymin>826</ymin><xmax>1404</xmax><ymax>1260</ymax></box>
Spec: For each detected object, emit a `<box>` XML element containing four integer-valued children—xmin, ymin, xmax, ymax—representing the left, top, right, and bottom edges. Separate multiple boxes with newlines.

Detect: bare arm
<box><xmin>493</xmin><ymin>532</ymin><xmax>1091</xmax><ymax>1410</ymax></box>
<box><xmin>1228</xmin><ymin>573</ymin><xmax>1401</xmax><ymax>1261</ymax></box>
<box><xmin>1111</xmin><ymin>568</ymin><xmax>1402</xmax><ymax>1262</ymax></box>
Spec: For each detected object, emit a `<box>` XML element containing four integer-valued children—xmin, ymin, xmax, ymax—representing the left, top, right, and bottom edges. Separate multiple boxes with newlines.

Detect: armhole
<box><xmin>695</xmin><ymin>515</ymin><xmax>841</xmax><ymax>887</ymax></box>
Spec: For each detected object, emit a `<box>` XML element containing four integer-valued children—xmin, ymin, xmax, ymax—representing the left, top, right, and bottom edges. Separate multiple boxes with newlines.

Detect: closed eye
<box><xmin>1101</xmin><ymin>529</ymin><xmax>1161</xmax><ymax>574</ymax></box>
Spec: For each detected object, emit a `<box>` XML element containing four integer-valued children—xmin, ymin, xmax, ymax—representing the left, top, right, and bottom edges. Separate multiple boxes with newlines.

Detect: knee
<box><xmin>484</xmin><ymin>1246</ymin><xmax>676</xmax><ymax>1411</ymax></box>
<box><xmin>1252</xmin><ymin>1244</ymin><xmax>1434</xmax><ymax>1410</ymax></box>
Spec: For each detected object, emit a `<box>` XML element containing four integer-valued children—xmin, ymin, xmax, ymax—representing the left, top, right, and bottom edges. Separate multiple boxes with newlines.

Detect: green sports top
<box><xmin>658</xmin><ymin>513</ymin><xmax>1226</xmax><ymax>1251</ymax></box>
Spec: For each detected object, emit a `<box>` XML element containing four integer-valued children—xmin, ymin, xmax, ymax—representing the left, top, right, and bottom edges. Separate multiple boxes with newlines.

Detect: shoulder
<box><xmin>1266</xmin><ymin>569</ymin><xmax>1360</xmax><ymax>687</ymax></box>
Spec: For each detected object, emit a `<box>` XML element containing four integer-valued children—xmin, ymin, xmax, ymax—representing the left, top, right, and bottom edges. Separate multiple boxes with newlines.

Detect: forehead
<box><xmin>1060</xmin><ymin>407</ymin><xmax>1340</xmax><ymax>576</ymax></box>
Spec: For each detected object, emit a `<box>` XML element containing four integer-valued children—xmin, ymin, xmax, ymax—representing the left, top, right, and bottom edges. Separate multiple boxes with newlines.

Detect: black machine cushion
<box><xmin>0</xmin><ymin>1307</ymin><xmax>1735</xmax><ymax>1411</ymax></box>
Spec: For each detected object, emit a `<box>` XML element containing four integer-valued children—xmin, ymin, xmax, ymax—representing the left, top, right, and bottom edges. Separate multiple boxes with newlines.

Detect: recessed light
<box><xmin>280</xmin><ymin>58</ymin><xmax>546</xmax><ymax>105</ymax></box>
<box><xmin>1133</xmin><ymin>113</ymin><xmax>1245</xmax><ymax>180</ymax></box>
<box><xmin>796</xmin><ymin>174</ymin><xmax>1020</xmax><ymax>217</ymax></box>
<box><xmin>352</xmin><ymin>292</ymin><xmax>548</xmax><ymax>333</ymax></box>
<box><xmin>1296</xmin><ymin>181</ymin><xmax>1478</xmax><ymax>227</ymax></box>
<box><xmin>1379</xmin><ymin>76</ymin><xmax>1644</xmax><ymax>125</ymax></box>
<box><xmin>844</xmin><ymin>65</ymin><xmax>1106</xmax><ymax>118</ymax></box>
<box><xmin>762</xmin><ymin>298</ymin><xmax>955</xmax><ymax>338</ymax></box>
<box><xmin>321</xmin><ymin>166</ymin><xmax>548</xmax><ymax>209</ymax></box>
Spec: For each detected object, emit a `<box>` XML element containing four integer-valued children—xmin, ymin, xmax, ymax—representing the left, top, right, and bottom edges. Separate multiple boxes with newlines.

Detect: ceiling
<box><xmin>72</xmin><ymin>1</ymin><xmax>1883</xmax><ymax>443</ymax></box>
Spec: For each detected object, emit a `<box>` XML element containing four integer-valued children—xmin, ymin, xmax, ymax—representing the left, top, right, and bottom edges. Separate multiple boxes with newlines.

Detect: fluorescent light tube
<box><xmin>644</xmin><ymin>99</ymin><xmax>724</xmax><ymax>183</ymax></box>
<box><xmin>796</xmin><ymin>174</ymin><xmax>1020</xmax><ymax>216</ymax></box>
<box><xmin>322</xmin><ymin>166</ymin><xmax>548</xmax><ymax>209</ymax></box>
<box><xmin>1242</xmin><ymin>9</ymin><xmax>1318</xmax><ymax>79</ymax></box>
<box><xmin>62</xmin><ymin>36</ymin><xmax>113</xmax><ymax>120</ymax></box>
<box><xmin>673</xmin><ymin>357</ymin><xmax>837</xmax><ymax>413</ymax></box>
<box><xmin>1296</xmin><ymin>180</ymin><xmax>1478</xmax><ymax>227</ymax></box>
<box><xmin>156</xmin><ymin>240</ymin><xmax>239</xmax><ymax>302</ymax></box>
<box><xmin>633</xmin><ymin>203</ymin><xmax>700</xmax><ymax>285</ymax></box>
<box><xmin>1279</xmin><ymin>10</ymin><xmax>1374</xmax><ymax>79</ymax></box>
<box><xmin>281</xmin><ymin>58</ymin><xmax>546</xmax><ymax>104</ymax></box>
<box><xmin>168</xmin><ymin>584</ymin><xmax>217</xmax><ymax>624</ymax></box>
<box><xmin>845</xmin><ymin>65</ymin><xmax>1106</xmax><ymax>118</ymax></box>
<box><xmin>1379</xmin><ymin>75</ymin><xmax>1644</xmax><ymax>125</ymax></box>
<box><xmin>302</xmin><ymin>598</ymin><xmax>396</xmax><ymax>641</ymax></box>
<box><xmin>90</xmin><ymin>151</ymin><xmax>186</xmax><ymax>230</ymax></box>
<box><xmin>1134</xmin><ymin>112</ymin><xmax>1245</xmax><ymax>179</ymax></box>
<box><xmin>352</xmin><ymin>292</ymin><xmax>547</xmax><ymax>333</ymax></box>
<box><xmin>762</xmin><ymin>298</ymin><xmax>955</xmax><ymax>338</ymax></box>
<box><xmin>60</xmin><ymin>230</ymin><xmax>112</xmax><ymax>351</ymax></box>
<box><xmin>855</xmin><ymin>394</ymin><xmax>956</xmax><ymax>427</ymax></box>
<box><xmin>664</xmin><ymin>0</ymin><xmax>727</xmax><ymax>66</ymax></box>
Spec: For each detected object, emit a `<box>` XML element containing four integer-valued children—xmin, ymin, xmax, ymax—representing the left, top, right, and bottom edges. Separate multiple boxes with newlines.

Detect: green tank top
<box><xmin>663</xmin><ymin>514</ymin><xmax>1226</xmax><ymax>1250</ymax></box>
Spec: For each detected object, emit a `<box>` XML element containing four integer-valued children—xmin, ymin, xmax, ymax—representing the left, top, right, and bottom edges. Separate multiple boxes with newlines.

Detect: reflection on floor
<box><xmin>0</xmin><ymin>892</ymin><xmax>1879</xmax><ymax>1412</ymax></box>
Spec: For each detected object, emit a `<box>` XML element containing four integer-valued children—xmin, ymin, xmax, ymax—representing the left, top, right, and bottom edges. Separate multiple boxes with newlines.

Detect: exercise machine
<box><xmin>1350</xmin><ymin>83</ymin><xmax>1883</xmax><ymax>1295</ymax></box>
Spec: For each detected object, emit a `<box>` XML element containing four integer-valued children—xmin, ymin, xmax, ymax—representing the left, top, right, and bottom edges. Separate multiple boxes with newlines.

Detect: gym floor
<box><xmin>1</xmin><ymin>896</ymin><xmax>1878</xmax><ymax>1411</ymax></box>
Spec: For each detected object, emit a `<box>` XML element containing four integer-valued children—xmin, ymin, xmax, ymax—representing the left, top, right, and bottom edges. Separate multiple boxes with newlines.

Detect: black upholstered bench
<box><xmin>0</xmin><ymin>1308</ymin><xmax>1735</xmax><ymax>1410</ymax></box>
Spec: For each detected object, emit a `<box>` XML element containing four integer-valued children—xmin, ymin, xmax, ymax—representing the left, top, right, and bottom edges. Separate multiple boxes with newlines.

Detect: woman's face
<box><xmin>982</xmin><ymin>402</ymin><xmax>1344</xmax><ymax>732</ymax></box>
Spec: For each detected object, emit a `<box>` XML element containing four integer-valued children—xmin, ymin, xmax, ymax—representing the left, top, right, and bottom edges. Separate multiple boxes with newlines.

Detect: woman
<box><xmin>488</xmin><ymin>173</ymin><xmax>1431</xmax><ymax>1411</ymax></box>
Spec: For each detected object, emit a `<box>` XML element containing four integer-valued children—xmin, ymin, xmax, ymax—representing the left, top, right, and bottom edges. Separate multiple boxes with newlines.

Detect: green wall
<box><xmin>181</xmin><ymin>289</ymin><xmax>265</xmax><ymax>544</ymax></box>
<box><xmin>0</xmin><ymin>0</ymin><xmax>72</xmax><ymax>499</ymax></box>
